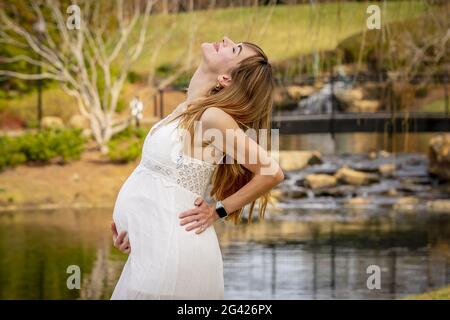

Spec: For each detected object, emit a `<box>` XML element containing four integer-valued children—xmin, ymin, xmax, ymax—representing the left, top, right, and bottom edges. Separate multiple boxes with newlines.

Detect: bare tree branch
<box><xmin>0</xmin><ymin>0</ymin><xmax>158</xmax><ymax>152</ymax></box>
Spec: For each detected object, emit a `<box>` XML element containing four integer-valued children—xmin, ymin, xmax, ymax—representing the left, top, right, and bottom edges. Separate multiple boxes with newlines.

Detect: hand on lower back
<box><xmin>178</xmin><ymin>197</ymin><xmax>220</xmax><ymax>234</ymax></box>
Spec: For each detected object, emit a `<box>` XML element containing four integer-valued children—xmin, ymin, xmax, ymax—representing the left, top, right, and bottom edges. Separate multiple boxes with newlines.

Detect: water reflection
<box><xmin>0</xmin><ymin>208</ymin><xmax>448</xmax><ymax>299</ymax></box>
<box><xmin>219</xmin><ymin>210</ymin><xmax>450</xmax><ymax>299</ymax></box>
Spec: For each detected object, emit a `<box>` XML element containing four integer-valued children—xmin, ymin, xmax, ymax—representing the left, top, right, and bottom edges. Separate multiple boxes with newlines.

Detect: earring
<box><xmin>215</xmin><ymin>83</ymin><xmax>221</xmax><ymax>89</ymax></box>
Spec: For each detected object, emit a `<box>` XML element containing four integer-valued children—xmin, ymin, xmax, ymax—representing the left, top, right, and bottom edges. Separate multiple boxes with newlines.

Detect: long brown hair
<box><xmin>175</xmin><ymin>41</ymin><xmax>275</xmax><ymax>225</ymax></box>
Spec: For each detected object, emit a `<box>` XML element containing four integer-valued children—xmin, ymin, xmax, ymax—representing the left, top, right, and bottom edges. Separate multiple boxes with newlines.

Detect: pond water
<box><xmin>0</xmin><ymin>207</ymin><xmax>448</xmax><ymax>300</ymax></box>
<box><xmin>0</xmin><ymin>132</ymin><xmax>448</xmax><ymax>299</ymax></box>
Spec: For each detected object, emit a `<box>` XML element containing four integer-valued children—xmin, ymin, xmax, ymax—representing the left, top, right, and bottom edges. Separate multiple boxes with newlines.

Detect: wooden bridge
<box><xmin>272</xmin><ymin>112</ymin><xmax>450</xmax><ymax>134</ymax></box>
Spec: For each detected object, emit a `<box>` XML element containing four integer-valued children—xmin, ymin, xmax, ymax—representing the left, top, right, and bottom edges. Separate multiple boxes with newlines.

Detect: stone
<box><xmin>368</xmin><ymin>150</ymin><xmax>378</xmax><ymax>160</ymax></box>
<box><xmin>335</xmin><ymin>88</ymin><xmax>364</xmax><ymax>105</ymax></box>
<box><xmin>335</xmin><ymin>166</ymin><xmax>379</xmax><ymax>186</ymax></box>
<box><xmin>304</xmin><ymin>174</ymin><xmax>337</xmax><ymax>189</ymax></box>
<box><xmin>286</xmin><ymin>85</ymin><xmax>316</xmax><ymax>99</ymax></box>
<box><xmin>379</xmin><ymin>163</ymin><xmax>396</xmax><ymax>177</ymax></box>
<box><xmin>69</xmin><ymin>114</ymin><xmax>90</xmax><ymax>129</ymax></box>
<box><xmin>282</xmin><ymin>187</ymin><xmax>308</xmax><ymax>199</ymax></box>
<box><xmin>379</xmin><ymin>150</ymin><xmax>390</xmax><ymax>158</ymax></box>
<box><xmin>271</xmin><ymin>150</ymin><xmax>323</xmax><ymax>171</ymax></box>
<box><xmin>81</xmin><ymin>128</ymin><xmax>92</xmax><ymax>138</ymax></box>
<box><xmin>41</xmin><ymin>116</ymin><xmax>64</xmax><ymax>129</ymax></box>
<box><xmin>351</xmin><ymin>99</ymin><xmax>381</xmax><ymax>113</ymax></box>
<box><xmin>393</xmin><ymin>197</ymin><xmax>419</xmax><ymax>211</ymax></box>
<box><xmin>270</xmin><ymin>189</ymin><xmax>283</xmax><ymax>201</ymax></box>
<box><xmin>387</xmin><ymin>188</ymin><xmax>398</xmax><ymax>196</ymax></box>
<box><xmin>426</xmin><ymin>200</ymin><xmax>450</xmax><ymax>213</ymax></box>
<box><xmin>315</xmin><ymin>185</ymin><xmax>357</xmax><ymax>197</ymax></box>
<box><xmin>344</xmin><ymin>197</ymin><xmax>371</xmax><ymax>207</ymax></box>
<box><xmin>428</xmin><ymin>134</ymin><xmax>450</xmax><ymax>181</ymax></box>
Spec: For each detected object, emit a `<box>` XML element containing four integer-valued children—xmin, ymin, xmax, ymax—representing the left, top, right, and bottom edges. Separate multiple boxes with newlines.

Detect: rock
<box><xmin>379</xmin><ymin>163</ymin><xmax>396</xmax><ymax>177</ymax></box>
<box><xmin>350</xmin><ymin>162</ymin><xmax>379</xmax><ymax>173</ymax></box>
<box><xmin>304</xmin><ymin>174</ymin><xmax>337</xmax><ymax>189</ymax></box>
<box><xmin>344</xmin><ymin>197</ymin><xmax>371</xmax><ymax>207</ymax></box>
<box><xmin>368</xmin><ymin>150</ymin><xmax>378</xmax><ymax>160</ymax></box>
<box><xmin>315</xmin><ymin>185</ymin><xmax>357</xmax><ymax>197</ymax></box>
<box><xmin>335</xmin><ymin>87</ymin><xmax>381</xmax><ymax>113</ymax></box>
<box><xmin>351</xmin><ymin>100</ymin><xmax>381</xmax><ymax>113</ymax></box>
<box><xmin>393</xmin><ymin>197</ymin><xmax>419</xmax><ymax>211</ymax></box>
<box><xmin>313</xmin><ymin>81</ymin><xmax>324</xmax><ymax>90</ymax></box>
<box><xmin>268</xmin><ymin>189</ymin><xmax>282</xmax><ymax>207</ymax></box>
<box><xmin>271</xmin><ymin>150</ymin><xmax>323</xmax><ymax>171</ymax></box>
<box><xmin>398</xmin><ymin>181</ymin><xmax>431</xmax><ymax>194</ymax></box>
<box><xmin>69</xmin><ymin>114</ymin><xmax>90</xmax><ymax>129</ymax></box>
<box><xmin>387</xmin><ymin>188</ymin><xmax>398</xmax><ymax>196</ymax></box>
<box><xmin>426</xmin><ymin>200</ymin><xmax>450</xmax><ymax>213</ymax></box>
<box><xmin>286</xmin><ymin>85</ymin><xmax>316</xmax><ymax>99</ymax></box>
<box><xmin>81</xmin><ymin>128</ymin><xmax>92</xmax><ymax>138</ymax></box>
<box><xmin>335</xmin><ymin>88</ymin><xmax>364</xmax><ymax>104</ymax></box>
<box><xmin>41</xmin><ymin>116</ymin><xmax>64</xmax><ymax>129</ymax></box>
<box><xmin>428</xmin><ymin>134</ymin><xmax>450</xmax><ymax>181</ymax></box>
<box><xmin>368</xmin><ymin>150</ymin><xmax>390</xmax><ymax>159</ymax></box>
<box><xmin>401</xmin><ymin>176</ymin><xmax>431</xmax><ymax>185</ymax></box>
<box><xmin>282</xmin><ymin>187</ymin><xmax>308</xmax><ymax>199</ymax></box>
<box><xmin>335</xmin><ymin>166</ymin><xmax>379</xmax><ymax>186</ymax></box>
<box><xmin>379</xmin><ymin>150</ymin><xmax>390</xmax><ymax>158</ymax></box>
<box><xmin>270</xmin><ymin>189</ymin><xmax>283</xmax><ymax>200</ymax></box>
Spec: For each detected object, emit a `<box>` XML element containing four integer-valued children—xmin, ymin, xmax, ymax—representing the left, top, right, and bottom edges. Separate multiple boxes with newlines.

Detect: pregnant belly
<box><xmin>112</xmin><ymin>168</ymin><xmax>201</xmax><ymax>236</ymax></box>
<box><xmin>112</xmin><ymin>169</ymin><xmax>223</xmax><ymax>291</ymax></box>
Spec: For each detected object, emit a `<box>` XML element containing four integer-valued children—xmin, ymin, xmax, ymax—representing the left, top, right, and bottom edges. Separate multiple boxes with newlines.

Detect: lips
<box><xmin>213</xmin><ymin>42</ymin><xmax>219</xmax><ymax>52</ymax></box>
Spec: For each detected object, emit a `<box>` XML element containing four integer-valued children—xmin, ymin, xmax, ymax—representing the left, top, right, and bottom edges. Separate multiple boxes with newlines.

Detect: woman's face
<box><xmin>200</xmin><ymin>36</ymin><xmax>256</xmax><ymax>74</ymax></box>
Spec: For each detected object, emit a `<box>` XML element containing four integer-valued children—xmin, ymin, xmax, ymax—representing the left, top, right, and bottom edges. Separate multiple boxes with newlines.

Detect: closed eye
<box><xmin>233</xmin><ymin>44</ymin><xmax>243</xmax><ymax>55</ymax></box>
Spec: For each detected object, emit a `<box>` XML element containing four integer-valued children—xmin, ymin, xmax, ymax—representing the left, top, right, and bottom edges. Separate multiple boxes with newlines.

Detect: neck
<box><xmin>185</xmin><ymin>62</ymin><xmax>217</xmax><ymax>104</ymax></box>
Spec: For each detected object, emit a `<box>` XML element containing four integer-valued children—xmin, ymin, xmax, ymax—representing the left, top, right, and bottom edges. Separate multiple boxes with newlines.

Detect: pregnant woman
<box><xmin>110</xmin><ymin>36</ymin><xmax>284</xmax><ymax>299</ymax></box>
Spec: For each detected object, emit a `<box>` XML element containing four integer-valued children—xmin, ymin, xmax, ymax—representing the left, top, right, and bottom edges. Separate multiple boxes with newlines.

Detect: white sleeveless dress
<box><xmin>111</xmin><ymin>107</ymin><xmax>224</xmax><ymax>299</ymax></box>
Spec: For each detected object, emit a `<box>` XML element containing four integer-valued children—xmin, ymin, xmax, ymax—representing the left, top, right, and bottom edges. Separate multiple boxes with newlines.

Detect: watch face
<box><xmin>217</xmin><ymin>208</ymin><xmax>227</xmax><ymax>218</ymax></box>
<box><xmin>215</xmin><ymin>201</ymin><xmax>227</xmax><ymax>218</ymax></box>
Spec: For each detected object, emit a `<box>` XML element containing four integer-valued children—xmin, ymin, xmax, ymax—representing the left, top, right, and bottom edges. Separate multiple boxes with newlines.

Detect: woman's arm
<box><xmin>179</xmin><ymin>107</ymin><xmax>284</xmax><ymax>233</ymax></box>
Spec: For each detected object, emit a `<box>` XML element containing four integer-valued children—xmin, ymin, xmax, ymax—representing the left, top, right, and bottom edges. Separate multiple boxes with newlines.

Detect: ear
<box><xmin>217</xmin><ymin>74</ymin><xmax>232</xmax><ymax>88</ymax></box>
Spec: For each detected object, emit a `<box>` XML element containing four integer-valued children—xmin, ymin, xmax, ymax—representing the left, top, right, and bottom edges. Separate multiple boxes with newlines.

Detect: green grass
<box><xmin>401</xmin><ymin>285</ymin><xmax>450</xmax><ymax>300</ymax></box>
<box><xmin>134</xmin><ymin>1</ymin><xmax>427</xmax><ymax>71</ymax></box>
<box><xmin>0</xmin><ymin>1</ymin><xmax>428</xmax><ymax>121</ymax></box>
<box><xmin>420</xmin><ymin>98</ymin><xmax>449</xmax><ymax>113</ymax></box>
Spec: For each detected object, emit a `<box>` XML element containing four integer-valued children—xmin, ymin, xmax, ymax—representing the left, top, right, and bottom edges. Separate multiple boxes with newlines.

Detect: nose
<box><xmin>222</xmin><ymin>36</ymin><xmax>235</xmax><ymax>47</ymax></box>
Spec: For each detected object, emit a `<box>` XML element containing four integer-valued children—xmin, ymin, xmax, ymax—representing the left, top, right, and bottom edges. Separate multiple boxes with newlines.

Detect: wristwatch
<box><xmin>215</xmin><ymin>201</ymin><xmax>228</xmax><ymax>219</ymax></box>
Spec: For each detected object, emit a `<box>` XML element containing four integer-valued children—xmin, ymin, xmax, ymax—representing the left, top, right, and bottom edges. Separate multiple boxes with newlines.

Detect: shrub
<box><xmin>127</xmin><ymin>71</ymin><xmax>144</xmax><ymax>84</ymax></box>
<box><xmin>0</xmin><ymin>135</ymin><xmax>27</xmax><ymax>170</ymax></box>
<box><xmin>51</xmin><ymin>128</ymin><xmax>86</xmax><ymax>161</ymax></box>
<box><xmin>0</xmin><ymin>128</ymin><xmax>86</xmax><ymax>171</ymax></box>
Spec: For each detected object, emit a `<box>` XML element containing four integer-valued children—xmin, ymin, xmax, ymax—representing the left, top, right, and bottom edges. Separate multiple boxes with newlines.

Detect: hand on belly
<box><xmin>111</xmin><ymin>222</ymin><xmax>131</xmax><ymax>254</ymax></box>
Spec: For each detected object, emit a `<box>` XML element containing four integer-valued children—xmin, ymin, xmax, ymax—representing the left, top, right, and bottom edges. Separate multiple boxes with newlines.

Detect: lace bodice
<box><xmin>138</xmin><ymin>110</ymin><xmax>217</xmax><ymax>197</ymax></box>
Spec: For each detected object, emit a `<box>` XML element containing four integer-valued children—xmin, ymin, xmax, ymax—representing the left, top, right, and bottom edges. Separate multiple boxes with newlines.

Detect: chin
<box><xmin>200</xmin><ymin>42</ymin><xmax>214</xmax><ymax>54</ymax></box>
